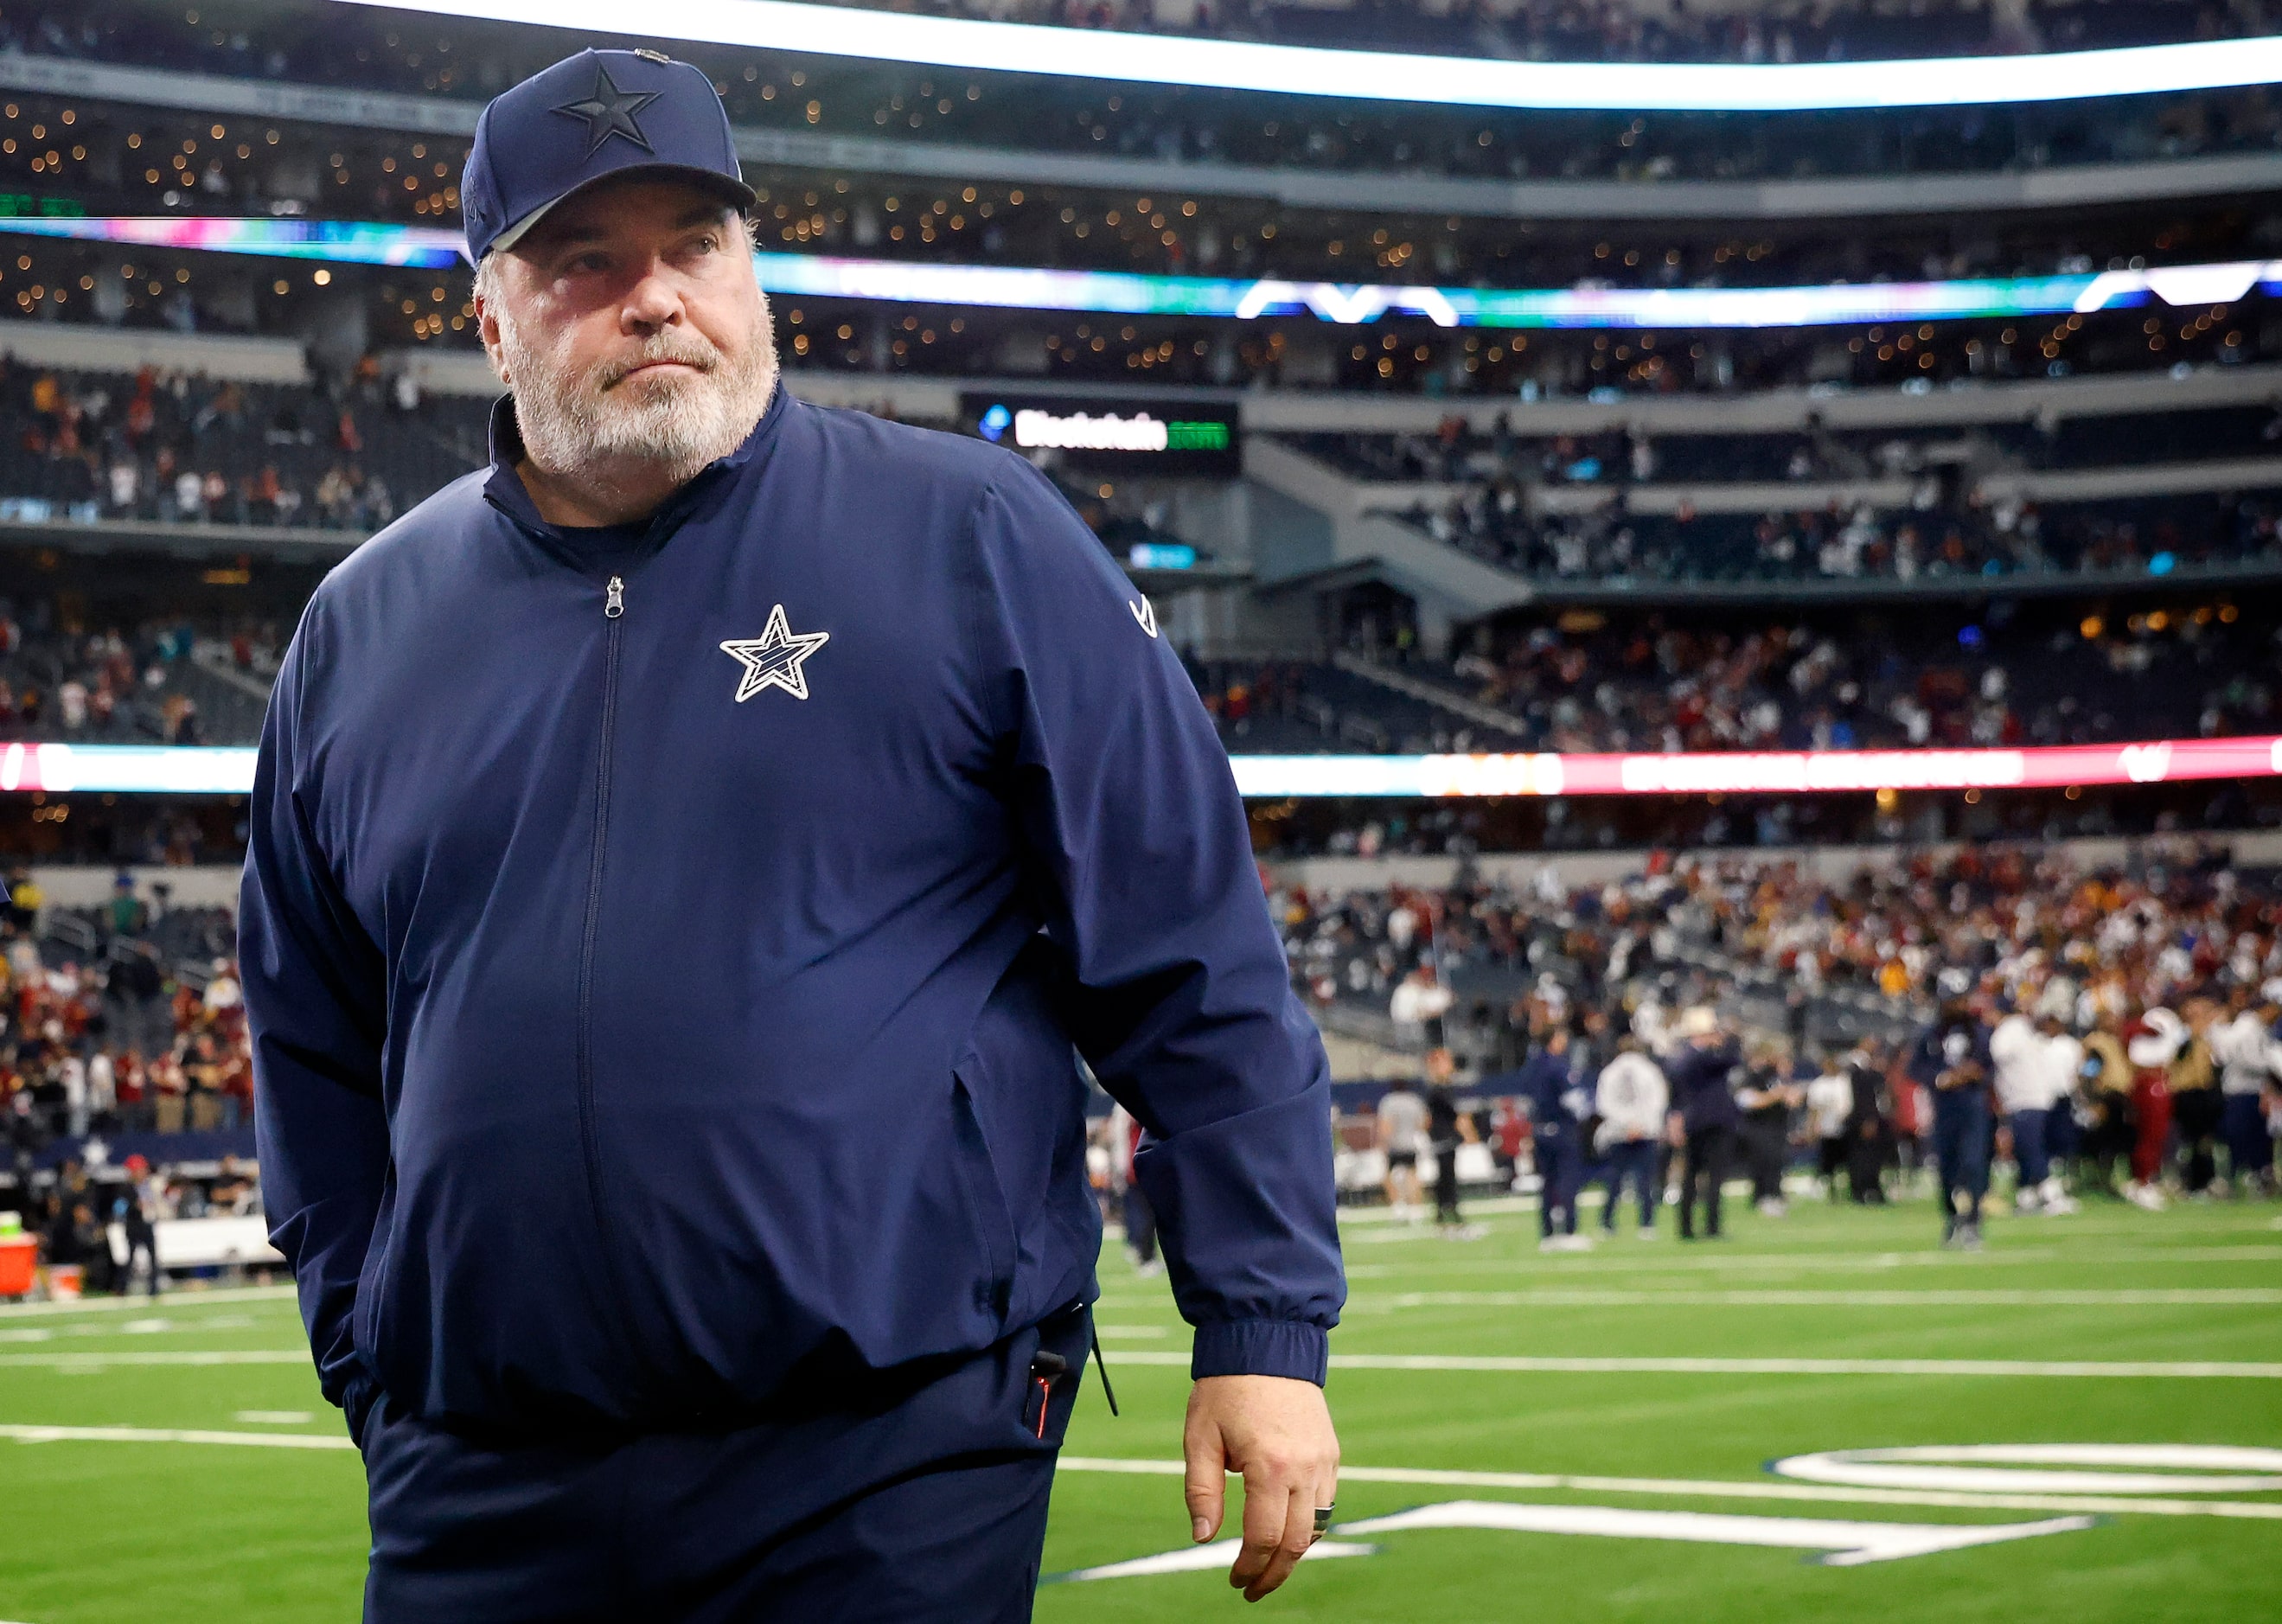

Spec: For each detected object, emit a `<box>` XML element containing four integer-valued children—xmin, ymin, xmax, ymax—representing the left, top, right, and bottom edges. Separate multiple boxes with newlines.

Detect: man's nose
<box><xmin>621</xmin><ymin>261</ymin><xmax>685</xmax><ymax>332</ymax></box>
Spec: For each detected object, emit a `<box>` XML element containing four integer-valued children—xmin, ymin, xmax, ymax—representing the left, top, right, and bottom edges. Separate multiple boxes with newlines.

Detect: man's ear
<box><xmin>473</xmin><ymin>259</ymin><xmax>510</xmax><ymax>386</ymax></box>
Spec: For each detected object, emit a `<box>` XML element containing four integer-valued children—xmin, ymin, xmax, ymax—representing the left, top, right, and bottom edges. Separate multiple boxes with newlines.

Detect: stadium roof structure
<box><xmin>336</xmin><ymin>0</ymin><xmax>2282</xmax><ymax>112</ymax></box>
<box><xmin>4</xmin><ymin>216</ymin><xmax>2278</xmax><ymax>332</ymax></box>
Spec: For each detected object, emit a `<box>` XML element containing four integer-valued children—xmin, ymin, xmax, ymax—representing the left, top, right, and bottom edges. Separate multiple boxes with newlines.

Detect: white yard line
<box><xmin>0</xmin><ymin>1350</ymin><xmax>310</xmax><ymax>1368</ymax></box>
<box><xmin>0</xmin><ymin>1286</ymin><xmax>297</xmax><ymax>1320</ymax></box>
<box><xmin>1347</xmin><ymin>1288</ymin><xmax>2282</xmax><ymax>1308</ymax></box>
<box><xmin>1094</xmin><ymin>1350</ymin><xmax>2282</xmax><ymax>1378</ymax></box>
<box><xmin>0</xmin><ymin>1423</ymin><xmax>350</xmax><ymax>1449</ymax></box>
<box><xmin>4</xmin><ymin>1425</ymin><xmax>2271</xmax><ymax>1528</ymax></box>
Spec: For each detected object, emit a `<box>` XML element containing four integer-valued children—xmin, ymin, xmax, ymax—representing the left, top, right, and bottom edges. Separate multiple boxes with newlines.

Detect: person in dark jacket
<box><xmin>240</xmin><ymin>51</ymin><xmax>1341</xmax><ymax>1624</ymax></box>
<box><xmin>1421</xmin><ymin>1047</ymin><xmax>1481</xmax><ymax>1236</ymax></box>
<box><xmin>1909</xmin><ymin>988</ymin><xmax>1997</xmax><ymax>1250</ymax></box>
<box><xmin>1665</xmin><ymin>1007</ymin><xmax>1743</xmax><ymax>1240</ymax></box>
<box><xmin>1504</xmin><ymin>1027</ymin><xmax>1593</xmax><ymax>1250</ymax></box>
<box><xmin>1843</xmin><ymin>1038</ymin><xmax>1893</xmax><ymax>1205</ymax></box>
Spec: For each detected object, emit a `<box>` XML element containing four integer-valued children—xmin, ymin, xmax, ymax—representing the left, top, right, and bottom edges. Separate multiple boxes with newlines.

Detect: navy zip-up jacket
<box><xmin>242</xmin><ymin>386</ymin><xmax>1343</xmax><ymax>1443</ymax></box>
<box><xmin>1666</xmin><ymin>1041</ymin><xmax>1744</xmax><ymax>1133</ymax></box>
<box><xmin>1491</xmin><ymin>1045</ymin><xmax>1589</xmax><ymax>1141</ymax></box>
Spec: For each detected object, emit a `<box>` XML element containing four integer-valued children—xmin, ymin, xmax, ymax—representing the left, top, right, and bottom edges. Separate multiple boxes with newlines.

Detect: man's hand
<box><xmin>1183</xmin><ymin>1374</ymin><xmax>1340</xmax><ymax>1602</ymax></box>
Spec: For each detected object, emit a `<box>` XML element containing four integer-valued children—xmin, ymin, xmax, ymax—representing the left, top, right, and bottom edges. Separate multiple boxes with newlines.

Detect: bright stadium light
<box><xmin>331</xmin><ymin>0</ymin><xmax>2282</xmax><ymax>111</ymax></box>
<box><xmin>3</xmin><ymin>217</ymin><xmax>2276</xmax><ymax>330</ymax></box>
<box><xmin>11</xmin><ymin>736</ymin><xmax>2273</xmax><ymax>798</ymax></box>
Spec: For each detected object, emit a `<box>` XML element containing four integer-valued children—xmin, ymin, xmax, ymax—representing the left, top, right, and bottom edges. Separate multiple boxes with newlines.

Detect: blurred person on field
<box><xmin>1505</xmin><ymin>1026</ymin><xmax>1589</xmax><ymax>1250</ymax></box>
<box><xmin>1989</xmin><ymin>999</ymin><xmax>2079</xmax><ymax>1215</ymax></box>
<box><xmin>1106</xmin><ymin>1101</ymin><xmax>1159</xmax><ymax>1277</ymax></box>
<box><xmin>1908</xmin><ymin>979</ymin><xmax>1994</xmax><ymax>1250</ymax></box>
<box><xmin>1593</xmin><ymin>1033</ymin><xmax>1666</xmax><ymax>1237</ymax></box>
<box><xmin>2076</xmin><ymin>1013</ymin><xmax>2136</xmax><ymax>1195</ymax></box>
<box><xmin>1735</xmin><ymin>1038</ymin><xmax>1798</xmax><ymax>1218</ymax></box>
<box><xmin>2209</xmin><ymin>986</ymin><xmax>2279</xmax><ymax>1196</ymax></box>
<box><xmin>2121</xmin><ymin>1003</ymin><xmax>2183</xmax><ymax>1210</ymax></box>
<box><xmin>1377</xmin><ymin>1075</ymin><xmax>1429</xmax><ymax>1222</ymax></box>
<box><xmin>2168</xmin><ymin>998</ymin><xmax>2221</xmax><ymax>1198</ymax></box>
<box><xmin>1665</xmin><ymin>1007</ymin><xmax>1742</xmax><ymax>1242</ymax></box>
<box><xmin>1422</xmin><ymin>1046</ymin><xmax>1483</xmax><ymax>1239</ymax></box>
<box><xmin>1803</xmin><ymin>1050</ymin><xmax>1853</xmax><ymax>1201</ymax></box>
<box><xmin>1843</xmin><ymin>1038</ymin><xmax>1893</xmax><ymax>1205</ymax></box>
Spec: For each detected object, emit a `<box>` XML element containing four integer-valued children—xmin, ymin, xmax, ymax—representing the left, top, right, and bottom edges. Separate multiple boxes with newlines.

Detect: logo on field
<box><xmin>1048</xmin><ymin>1442</ymin><xmax>2275</xmax><ymax>1582</ymax></box>
<box><xmin>719</xmin><ymin>604</ymin><xmax>830</xmax><ymax>702</ymax></box>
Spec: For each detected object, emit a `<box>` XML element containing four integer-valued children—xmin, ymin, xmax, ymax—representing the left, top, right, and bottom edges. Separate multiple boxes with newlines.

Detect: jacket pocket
<box><xmin>351</xmin><ymin>1164</ymin><xmax>399</xmax><ymax>1385</ymax></box>
<box><xmin>948</xmin><ymin>1064</ymin><xmax>1020</xmax><ymax>1327</ymax></box>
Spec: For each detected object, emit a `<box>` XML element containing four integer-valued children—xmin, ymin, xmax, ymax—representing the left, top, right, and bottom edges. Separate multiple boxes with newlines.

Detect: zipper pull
<box><xmin>604</xmin><ymin>576</ymin><xmax>624</xmax><ymax>619</ymax></box>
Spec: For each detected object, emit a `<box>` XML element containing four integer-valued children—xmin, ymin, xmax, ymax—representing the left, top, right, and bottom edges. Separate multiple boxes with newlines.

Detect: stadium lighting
<box><xmin>3</xmin><ymin>217</ymin><xmax>2276</xmax><ymax>330</ymax></box>
<box><xmin>333</xmin><ymin>0</ymin><xmax>2282</xmax><ymax>112</ymax></box>
<box><xmin>13</xmin><ymin>736</ymin><xmax>2275</xmax><ymax>798</ymax></box>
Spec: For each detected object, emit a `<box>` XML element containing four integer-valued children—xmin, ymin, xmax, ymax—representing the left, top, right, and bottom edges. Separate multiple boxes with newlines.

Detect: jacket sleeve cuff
<box><xmin>1190</xmin><ymin>1320</ymin><xmax>1330</xmax><ymax>1385</ymax></box>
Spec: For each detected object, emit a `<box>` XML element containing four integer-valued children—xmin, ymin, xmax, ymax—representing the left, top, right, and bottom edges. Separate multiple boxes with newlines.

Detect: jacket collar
<box><xmin>481</xmin><ymin>375</ymin><xmax>791</xmax><ymax>546</ymax></box>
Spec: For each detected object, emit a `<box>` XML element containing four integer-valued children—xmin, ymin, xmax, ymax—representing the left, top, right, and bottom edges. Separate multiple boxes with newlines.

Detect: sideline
<box><xmin>0</xmin><ymin>1286</ymin><xmax>297</xmax><ymax>1320</ymax></box>
<box><xmin>1341</xmin><ymin>1244</ymin><xmax>2282</xmax><ymax>1277</ymax></box>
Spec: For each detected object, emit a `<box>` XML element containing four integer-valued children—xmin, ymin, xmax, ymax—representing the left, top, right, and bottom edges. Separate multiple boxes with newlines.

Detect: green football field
<box><xmin>1</xmin><ymin>1192</ymin><xmax>2278</xmax><ymax>1622</ymax></box>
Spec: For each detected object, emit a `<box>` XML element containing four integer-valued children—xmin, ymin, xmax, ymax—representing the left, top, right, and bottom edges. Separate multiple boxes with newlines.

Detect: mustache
<box><xmin>597</xmin><ymin>337</ymin><xmax>723</xmax><ymax>390</ymax></box>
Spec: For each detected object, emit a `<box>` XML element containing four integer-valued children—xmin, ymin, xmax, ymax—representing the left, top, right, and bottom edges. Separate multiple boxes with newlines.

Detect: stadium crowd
<box><xmin>0</xmin><ymin>864</ymin><xmax>254</xmax><ymax>1291</ymax></box>
<box><xmin>1192</xmin><ymin>595</ymin><xmax>2281</xmax><ymax>757</ymax></box>
<box><xmin>1282</xmin><ymin>840</ymin><xmax>2282</xmax><ymax>1245</ymax></box>
<box><xmin>1409</xmin><ymin>489</ymin><xmax>2282</xmax><ymax>587</ymax></box>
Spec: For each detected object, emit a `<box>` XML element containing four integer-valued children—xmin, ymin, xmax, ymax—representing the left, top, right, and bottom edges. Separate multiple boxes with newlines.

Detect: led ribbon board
<box><xmin>10</xmin><ymin>735</ymin><xmax>2273</xmax><ymax>797</ymax></box>
<box><xmin>0</xmin><ymin>215</ymin><xmax>467</xmax><ymax>267</ymax></box>
<box><xmin>5</xmin><ymin>217</ymin><xmax>2278</xmax><ymax>331</ymax></box>
<box><xmin>1226</xmin><ymin>735</ymin><xmax>2282</xmax><ymax>797</ymax></box>
<box><xmin>335</xmin><ymin>0</ymin><xmax>2282</xmax><ymax>112</ymax></box>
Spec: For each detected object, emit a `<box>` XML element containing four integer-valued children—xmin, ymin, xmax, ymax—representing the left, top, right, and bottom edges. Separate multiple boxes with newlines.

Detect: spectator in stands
<box><xmin>1389</xmin><ymin>962</ymin><xmax>1453</xmax><ymax>1052</ymax></box>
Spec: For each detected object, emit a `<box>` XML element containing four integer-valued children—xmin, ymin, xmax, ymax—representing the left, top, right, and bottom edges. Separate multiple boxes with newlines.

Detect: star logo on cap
<box><xmin>720</xmin><ymin>605</ymin><xmax>830</xmax><ymax>702</ymax></box>
<box><xmin>553</xmin><ymin>63</ymin><xmax>660</xmax><ymax>157</ymax></box>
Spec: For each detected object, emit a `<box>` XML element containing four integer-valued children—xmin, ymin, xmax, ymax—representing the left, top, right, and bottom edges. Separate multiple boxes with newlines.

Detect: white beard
<box><xmin>497</xmin><ymin>296</ymin><xmax>777</xmax><ymax>488</ymax></box>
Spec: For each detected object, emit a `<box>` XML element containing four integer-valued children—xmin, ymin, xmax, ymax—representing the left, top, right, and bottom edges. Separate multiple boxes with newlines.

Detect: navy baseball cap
<box><xmin>461</xmin><ymin>48</ymin><xmax>755</xmax><ymax>264</ymax></box>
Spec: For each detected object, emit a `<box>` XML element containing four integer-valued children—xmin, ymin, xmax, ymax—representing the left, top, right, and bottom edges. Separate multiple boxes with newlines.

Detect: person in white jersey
<box><xmin>1990</xmin><ymin>1002</ymin><xmax>2081</xmax><ymax>1215</ymax></box>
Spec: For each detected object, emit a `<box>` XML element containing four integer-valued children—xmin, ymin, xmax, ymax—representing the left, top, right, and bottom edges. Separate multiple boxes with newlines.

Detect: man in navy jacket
<box><xmin>1665</xmin><ymin>1008</ymin><xmax>1743</xmax><ymax>1240</ymax></box>
<box><xmin>241</xmin><ymin>49</ymin><xmax>1341</xmax><ymax>1622</ymax></box>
